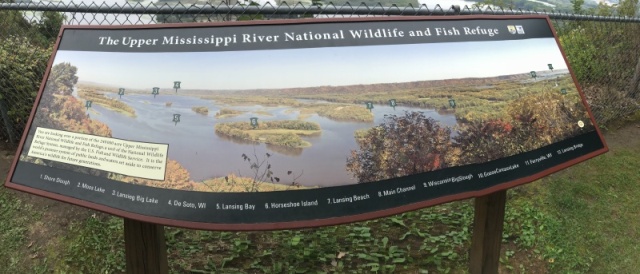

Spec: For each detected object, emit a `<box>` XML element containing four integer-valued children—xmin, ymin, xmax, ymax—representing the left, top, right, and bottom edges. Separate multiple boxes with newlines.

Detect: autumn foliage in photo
<box><xmin>347</xmin><ymin>88</ymin><xmax>594</xmax><ymax>183</ymax></box>
<box><xmin>346</xmin><ymin>112</ymin><xmax>452</xmax><ymax>183</ymax></box>
<box><xmin>33</xmin><ymin>62</ymin><xmax>112</xmax><ymax>137</ymax></box>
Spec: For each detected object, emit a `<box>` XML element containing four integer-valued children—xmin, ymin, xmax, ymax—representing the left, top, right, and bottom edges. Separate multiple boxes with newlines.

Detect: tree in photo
<box><xmin>450</xmin><ymin>89</ymin><xmax>594</xmax><ymax>166</ymax></box>
<box><xmin>453</xmin><ymin>118</ymin><xmax>514</xmax><ymax>166</ymax></box>
<box><xmin>507</xmin><ymin>91</ymin><xmax>592</xmax><ymax>152</ymax></box>
<box><xmin>35</xmin><ymin>62</ymin><xmax>79</xmax><ymax>127</ymax></box>
<box><xmin>452</xmin><ymin>89</ymin><xmax>592</xmax><ymax>167</ymax></box>
<box><xmin>34</xmin><ymin>62</ymin><xmax>111</xmax><ymax>137</ymax></box>
<box><xmin>45</xmin><ymin>62</ymin><xmax>79</xmax><ymax>96</ymax></box>
<box><xmin>347</xmin><ymin>111</ymin><xmax>452</xmax><ymax>183</ymax></box>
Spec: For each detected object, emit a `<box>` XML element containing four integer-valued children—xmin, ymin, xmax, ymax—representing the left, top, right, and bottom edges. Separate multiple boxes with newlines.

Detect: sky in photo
<box><xmin>52</xmin><ymin>37</ymin><xmax>569</xmax><ymax>90</ymax></box>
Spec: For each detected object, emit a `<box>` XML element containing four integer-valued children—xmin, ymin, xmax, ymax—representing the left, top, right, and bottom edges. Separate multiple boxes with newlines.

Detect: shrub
<box><xmin>0</xmin><ymin>37</ymin><xmax>51</xmax><ymax>141</ymax></box>
<box><xmin>347</xmin><ymin>111</ymin><xmax>452</xmax><ymax>183</ymax></box>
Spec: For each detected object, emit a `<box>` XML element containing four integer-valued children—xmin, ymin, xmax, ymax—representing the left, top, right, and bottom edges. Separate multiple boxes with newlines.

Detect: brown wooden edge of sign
<box><xmin>4</xmin><ymin>15</ymin><xmax>609</xmax><ymax>231</ymax></box>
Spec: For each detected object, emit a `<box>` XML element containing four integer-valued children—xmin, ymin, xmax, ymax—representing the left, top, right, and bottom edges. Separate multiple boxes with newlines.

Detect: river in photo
<box><xmin>86</xmin><ymin>92</ymin><xmax>458</xmax><ymax>187</ymax></box>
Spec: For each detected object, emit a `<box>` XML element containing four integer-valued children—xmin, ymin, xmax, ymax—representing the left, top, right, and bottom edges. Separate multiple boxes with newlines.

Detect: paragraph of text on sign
<box><xmin>27</xmin><ymin>127</ymin><xmax>169</xmax><ymax>180</ymax></box>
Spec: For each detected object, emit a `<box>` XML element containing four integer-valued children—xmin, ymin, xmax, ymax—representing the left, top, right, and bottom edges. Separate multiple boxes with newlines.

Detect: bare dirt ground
<box><xmin>1</xmin><ymin>147</ymin><xmax>96</xmax><ymax>269</ymax></box>
<box><xmin>602</xmin><ymin>120</ymin><xmax>640</xmax><ymax>149</ymax></box>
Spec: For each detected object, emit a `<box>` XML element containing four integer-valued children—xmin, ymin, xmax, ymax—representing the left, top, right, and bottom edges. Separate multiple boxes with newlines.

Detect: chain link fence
<box><xmin>1</xmin><ymin>1</ymin><xmax>639</xmax><ymax>145</ymax></box>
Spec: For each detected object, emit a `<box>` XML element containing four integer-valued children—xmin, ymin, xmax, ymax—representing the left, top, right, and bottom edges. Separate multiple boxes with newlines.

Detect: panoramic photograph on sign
<box><xmin>6</xmin><ymin>16</ymin><xmax>608</xmax><ymax>230</ymax></box>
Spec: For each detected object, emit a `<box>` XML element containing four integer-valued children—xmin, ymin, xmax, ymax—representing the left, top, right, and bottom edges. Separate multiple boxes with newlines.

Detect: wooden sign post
<box><xmin>470</xmin><ymin>190</ymin><xmax>507</xmax><ymax>274</ymax></box>
<box><xmin>124</xmin><ymin>219</ymin><xmax>168</xmax><ymax>274</ymax></box>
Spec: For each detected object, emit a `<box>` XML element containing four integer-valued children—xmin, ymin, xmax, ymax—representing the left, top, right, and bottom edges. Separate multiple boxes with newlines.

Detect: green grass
<box><xmin>0</xmin><ymin>190</ymin><xmax>48</xmax><ymax>273</ymax></box>
<box><xmin>60</xmin><ymin>216</ymin><xmax>125</xmax><ymax>273</ymax></box>
<box><xmin>537</xmin><ymin>141</ymin><xmax>640</xmax><ymax>273</ymax></box>
<box><xmin>89</xmin><ymin>202</ymin><xmax>478</xmax><ymax>273</ymax></box>
<box><xmin>34</xmin><ymin>191</ymin><xmax>552</xmax><ymax>273</ymax></box>
<box><xmin>6</xmin><ymin>193</ymin><xmax>548</xmax><ymax>273</ymax></box>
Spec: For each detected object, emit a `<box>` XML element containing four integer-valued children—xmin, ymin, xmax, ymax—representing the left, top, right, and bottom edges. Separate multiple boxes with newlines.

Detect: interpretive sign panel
<box><xmin>6</xmin><ymin>16</ymin><xmax>607</xmax><ymax>230</ymax></box>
